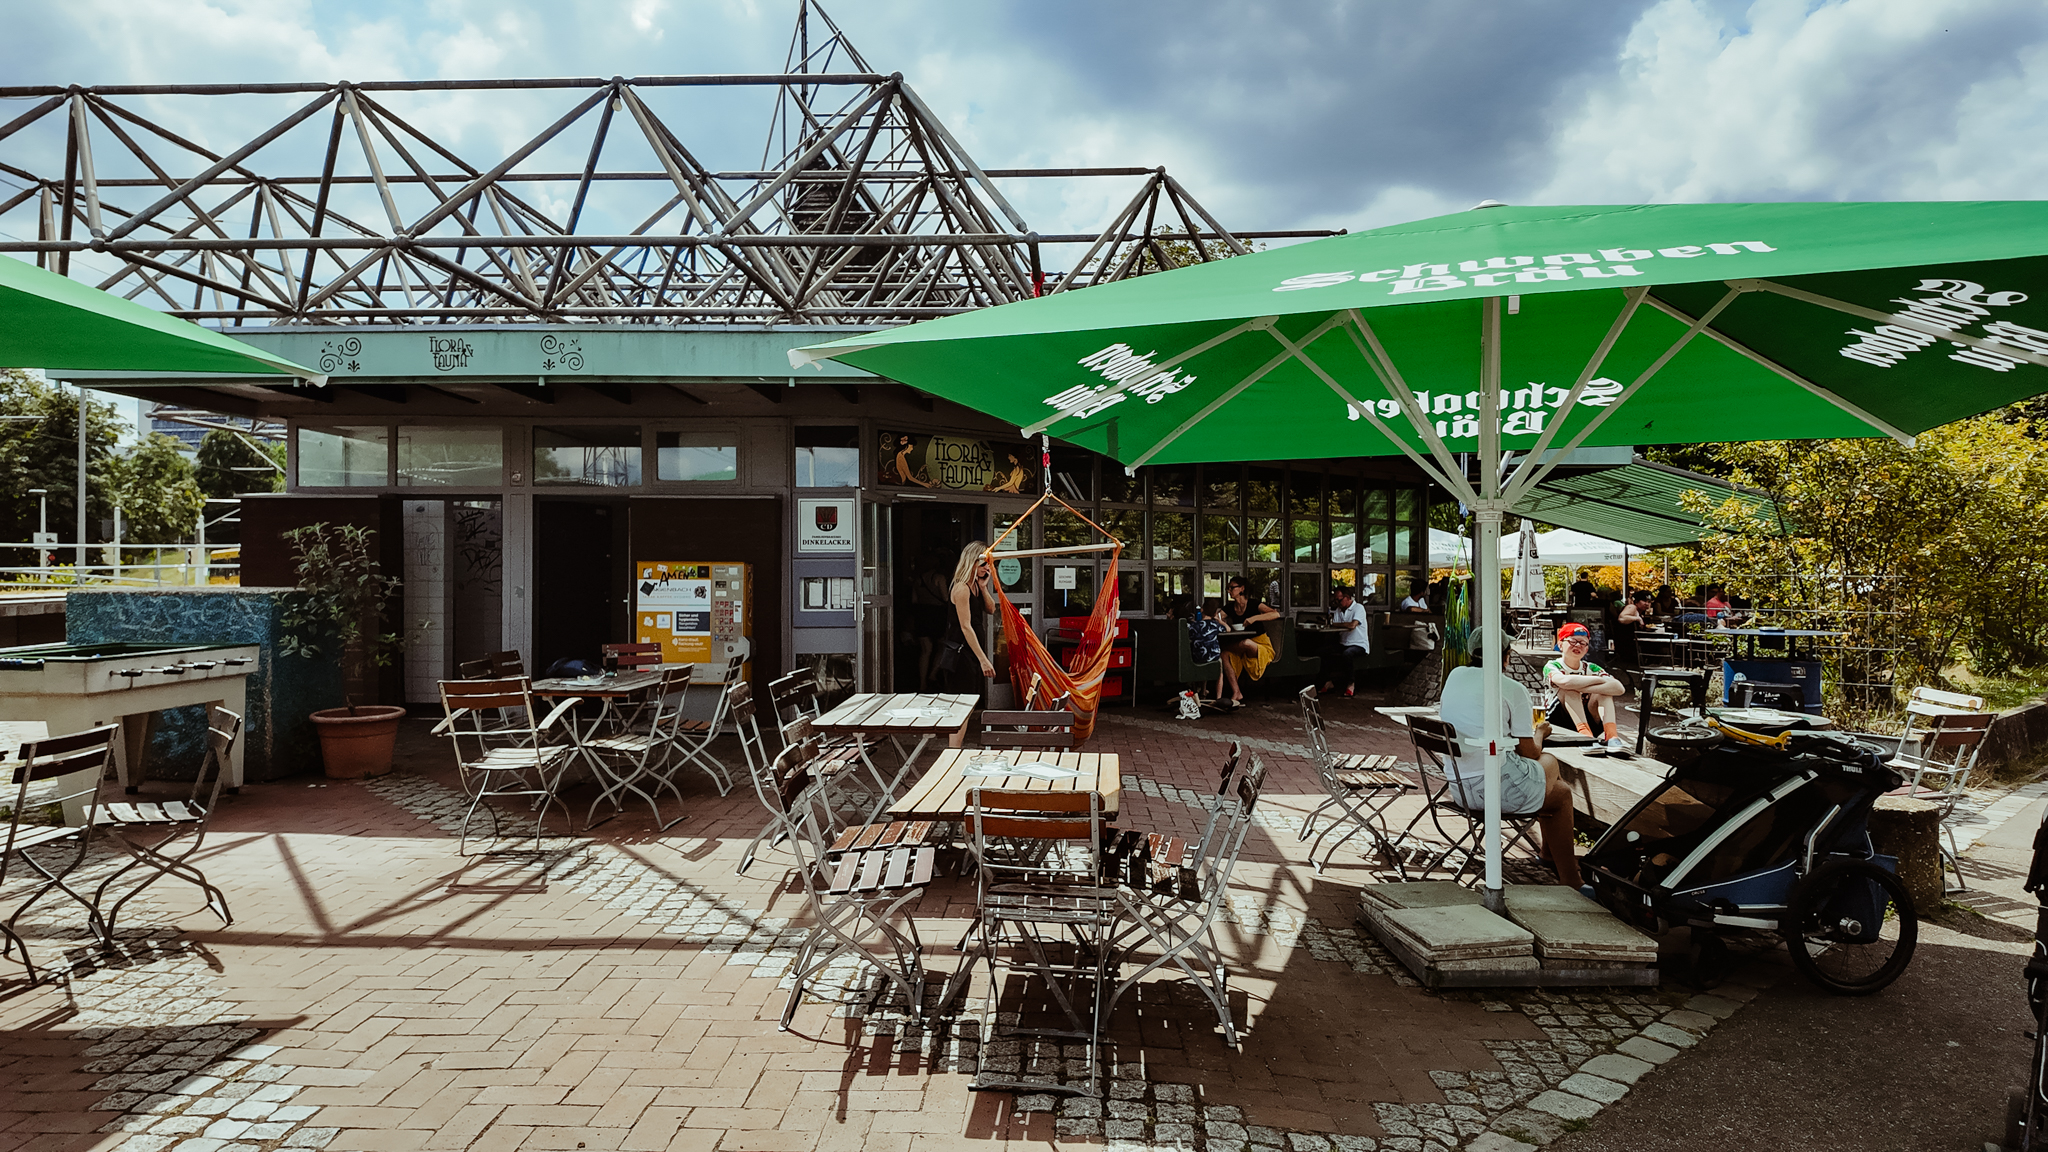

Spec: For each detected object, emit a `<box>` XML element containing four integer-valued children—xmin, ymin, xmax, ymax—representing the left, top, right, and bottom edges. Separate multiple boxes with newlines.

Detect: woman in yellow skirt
<box><xmin>1214</xmin><ymin>576</ymin><xmax>1280</xmax><ymax>710</ymax></box>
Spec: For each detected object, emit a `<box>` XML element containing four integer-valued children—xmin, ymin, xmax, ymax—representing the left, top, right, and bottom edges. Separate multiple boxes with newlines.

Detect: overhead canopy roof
<box><xmin>1509</xmin><ymin>457</ymin><xmax>1778</xmax><ymax>549</ymax></box>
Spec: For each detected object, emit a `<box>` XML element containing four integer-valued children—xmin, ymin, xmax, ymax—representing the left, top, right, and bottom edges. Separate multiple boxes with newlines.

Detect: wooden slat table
<box><xmin>812</xmin><ymin>692</ymin><xmax>978</xmax><ymax>824</ymax></box>
<box><xmin>888</xmin><ymin>746</ymin><xmax>1120</xmax><ymax>821</ymax></box>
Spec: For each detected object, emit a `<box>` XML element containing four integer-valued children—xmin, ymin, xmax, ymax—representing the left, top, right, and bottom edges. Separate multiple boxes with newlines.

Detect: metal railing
<box><xmin>1</xmin><ymin>543</ymin><xmax>240</xmax><ymax>588</ymax></box>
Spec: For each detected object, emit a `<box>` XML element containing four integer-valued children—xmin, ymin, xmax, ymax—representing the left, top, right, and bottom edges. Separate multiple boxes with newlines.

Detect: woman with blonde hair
<box><xmin>935</xmin><ymin>540</ymin><xmax>999</xmax><ymax>693</ymax></box>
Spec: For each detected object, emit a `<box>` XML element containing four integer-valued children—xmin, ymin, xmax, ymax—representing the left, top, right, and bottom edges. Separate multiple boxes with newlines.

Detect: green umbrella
<box><xmin>793</xmin><ymin>200</ymin><xmax>2048</xmax><ymax>908</ymax></box>
<box><xmin>2</xmin><ymin>255</ymin><xmax>322</xmax><ymax>379</ymax></box>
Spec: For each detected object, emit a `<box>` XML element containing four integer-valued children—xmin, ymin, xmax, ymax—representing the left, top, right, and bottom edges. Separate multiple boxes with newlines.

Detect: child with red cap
<box><xmin>1545</xmin><ymin>623</ymin><xmax>1630</xmax><ymax>752</ymax></box>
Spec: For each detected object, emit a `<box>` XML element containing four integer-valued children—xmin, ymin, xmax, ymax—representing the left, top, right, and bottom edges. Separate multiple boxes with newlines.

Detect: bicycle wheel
<box><xmin>1784</xmin><ymin>858</ymin><xmax>1917</xmax><ymax>995</ymax></box>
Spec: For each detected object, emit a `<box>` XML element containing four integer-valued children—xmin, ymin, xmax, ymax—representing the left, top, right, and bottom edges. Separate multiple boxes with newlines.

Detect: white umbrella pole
<box><xmin>1477</xmin><ymin>298</ymin><xmax>1506</xmax><ymax>914</ymax></box>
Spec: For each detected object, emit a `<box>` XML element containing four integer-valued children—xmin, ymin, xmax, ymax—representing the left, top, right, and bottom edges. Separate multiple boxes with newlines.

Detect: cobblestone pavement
<box><xmin>0</xmin><ymin>690</ymin><xmax>1780</xmax><ymax>1152</ymax></box>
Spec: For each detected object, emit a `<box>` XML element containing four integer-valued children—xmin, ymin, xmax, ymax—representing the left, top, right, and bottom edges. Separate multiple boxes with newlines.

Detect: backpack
<box><xmin>1186</xmin><ymin>617</ymin><xmax>1222</xmax><ymax>664</ymax></box>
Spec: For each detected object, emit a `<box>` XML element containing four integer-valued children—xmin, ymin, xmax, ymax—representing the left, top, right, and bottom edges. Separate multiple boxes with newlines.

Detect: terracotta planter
<box><xmin>310</xmin><ymin>705</ymin><xmax>407</xmax><ymax>779</ymax></box>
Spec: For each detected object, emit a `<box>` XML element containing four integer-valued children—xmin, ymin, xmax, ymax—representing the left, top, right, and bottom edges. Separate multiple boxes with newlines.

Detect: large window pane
<box><xmin>1050</xmin><ymin>449</ymin><xmax>1094</xmax><ymax>502</ymax></box>
<box><xmin>1363</xmin><ymin>488</ymin><xmax>1391</xmax><ymax>522</ymax></box>
<box><xmin>1395</xmin><ymin>487</ymin><xmax>1422</xmax><ymax>523</ymax></box>
<box><xmin>397</xmin><ymin>426</ymin><xmax>501</xmax><ymax>487</ymax></box>
<box><xmin>297</xmin><ymin>425</ymin><xmax>387</xmax><ymax>487</ymax></box>
<box><xmin>1371</xmin><ymin>525</ymin><xmax>1393</xmax><ymax>565</ymax></box>
<box><xmin>1246</xmin><ymin>467</ymin><xmax>1281</xmax><ymax>513</ymax></box>
<box><xmin>1201</xmin><ymin>570</ymin><xmax>1228</xmax><ymax>602</ymax></box>
<box><xmin>1201</xmin><ymin>515</ymin><xmax>1241</xmax><ymax>562</ymax></box>
<box><xmin>1330</xmin><ymin>477</ymin><xmax>1358</xmax><ymax>517</ymax></box>
<box><xmin>1356</xmin><ymin>568</ymin><xmax>1388</xmax><ymax>605</ymax></box>
<box><xmin>1290</xmin><ymin>571</ymin><xmax>1328</xmax><ymax>612</ymax></box>
<box><xmin>1118</xmin><ymin>569</ymin><xmax>1146</xmax><ymax>614</ymax></box>
<box><xmin>1249</xmin><ymin>515</ymin><xmax>1282</xmax><ymax>563</ymax></box>
<box><xmin>1328</xmin><ymin>519</ymin><xmax>1357</xmax><ymax>565</ymax></box>
<box><xmin>1395</xmin><ymin>525</ymin><xmax>1416</xmax><ymax>566</ymax></box>
<box><xmin>1330</xmin><ymin>566</ymin><xmax>1356</xmax><ymax>599</ymax></box>
<box><xmin>1150</xmin><ymin>512</ymin><xmax>1194</xmax><ymax>560</ymax></box>
<box><xmin>1287</xmin><ymin>471</ymin><xmax>1324</xmax><ymax>517</ymax></box>
<box><xmin>1290</xmin><ymin>519</ymin><xmax>1322</xmax><ymax>564</ymax></box>
<box><xmin>656</xmin><ymin>432</ymin><xmax>738</xmax><ymax>482</ymax></box>
<box><xmin>1101</xmin><ymin>467</ymin><xmax>1143</xmax><ymax>505</ymax></box>
<box><xmin>1151</xmin><ymin>466</ymin><xmax>1194</xmax><ymax>507</ymax></box>
<box><xmin>992</xmin><ymin>513</ymin><xmax>1033</xmax><ymax>594</ymax></box>
<box><xmin>1043</xmin><ymin>509</ymin><xmax>1096</xmax><ymax>549</ymax></box>
<box><xmin>1100</xmin><ymin>509</ymin><xmax>1144</xmax><ymax>552</ymax></box>
<box><xmin>1046</xmin><ymin>562</ymin><xmax>1095</xmax><ymax>616</ymax></box>
<box><xmin>994</xmin><ymin>512</ymin><xmax>1033</xmax><ymax>551</ymax></box>
<box><xmin>534</xmin><ymin>426</ymin><xmax>640</xmax><ymax>488</ymax></box>
<box><xmin>794</xmin><ymin>425</ymin><xmax>859</xmax><ymax>487</ymax></box>
<box><xmin>1201</xmin><ymin>465</ymin><xmax>1240</xmax><ymax>509</ymax></box>
<box><xmin>1248</xmin><ymin>566</ymin><xmax>1282</xmax><ymax>607</ymax></box>
<box><xmin>1153</xmin><ymin>566</ymin><xmax>1195</xmax><ymax>617</ymax></box>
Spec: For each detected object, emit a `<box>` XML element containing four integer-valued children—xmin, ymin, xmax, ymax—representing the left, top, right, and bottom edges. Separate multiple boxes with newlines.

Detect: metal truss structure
<box><xmin>0</xmin><ymin>3</ymin><xmax>1333</xmax><ymax>328</ymax></box>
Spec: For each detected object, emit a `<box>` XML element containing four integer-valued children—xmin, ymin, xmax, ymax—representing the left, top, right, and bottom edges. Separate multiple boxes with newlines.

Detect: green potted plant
<box><xmin>280</xmin><ymin>523</ymin><xmax>419</xmax><ymax>779</ymax></box>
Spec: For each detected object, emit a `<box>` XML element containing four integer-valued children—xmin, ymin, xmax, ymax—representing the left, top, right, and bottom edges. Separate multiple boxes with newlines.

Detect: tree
<box><xmin>193</xmin><ymin>429</ymin><xmax>283</xmax><ymax>499</ymax></box>
<box><xmin>0</xmin><ymin>369</ymin><xmax>124</xmax><ymax>544</ymax></box>
<box><xmin>102</xmin><ymin>433</ymin><xmax>206</xmax><ymax>545</ymax></box>
<box><xmin>1676</xmin><ymin>410</ymin><xmax>2048</xmax><ymax>708</ymax></box>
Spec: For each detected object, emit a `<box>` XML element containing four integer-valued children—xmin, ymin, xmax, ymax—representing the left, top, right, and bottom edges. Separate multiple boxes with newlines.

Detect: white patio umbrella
<box><xmin>1532</xmin><ymin>528</ymin><xmax>1630</xmax><ymax>569</ymax></box>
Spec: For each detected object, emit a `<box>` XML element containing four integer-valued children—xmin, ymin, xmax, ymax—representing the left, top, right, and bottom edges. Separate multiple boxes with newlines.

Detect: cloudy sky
<box><xmin>4</xmin><ymin>0</ymin><xmax>2047</xmax><ymax>245</ymax></box>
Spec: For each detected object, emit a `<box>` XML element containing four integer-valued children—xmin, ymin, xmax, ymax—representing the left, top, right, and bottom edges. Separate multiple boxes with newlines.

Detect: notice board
<box><xmin>634</xmin><ymin>560</ymin><xmax>752</xmax><ymax>681</ymax></box>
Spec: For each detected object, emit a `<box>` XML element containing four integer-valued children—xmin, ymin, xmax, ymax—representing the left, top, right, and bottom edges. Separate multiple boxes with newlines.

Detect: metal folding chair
<box><xmin>1297</xmin><ymin>686</ymin><xmax>1414</xmax><ymax>875</ymax></box>
<box><xmin>964</xmin><ymin>786</ymin><xmax>1121</xmax><ymax>1096</ymax></box>
<box><xmin>90</xmin><ymin>706</ymin><xmax>240</xmax><ymax>940</ymax></box>
<box><xmin>584</xmin><ymin>666</ymin><xmax>692</xmax><ymax>830</ymax></box>
<box><xmin>773</xmin><ymin>732</ymin><xmax>935</xmax><ymax>1031</ymax></box>
<box><xmin>770</xmin><ymin>668</ymin><xmax>893</xmax><ymax>801</ymax></box>
<box><xmin>662</xmin><ymin>651</ymin><xmax>742</xmax><ymax>794</ymax></box>
<box><xmin>434</xmin><ymin>677</ymin><xmax>580</xmax><ymax>855</ymax></box>
<box><xmin>1889</xmin><ymin>687</ymin><xmax>1994</xmax><ymax>892</ymax></box>
<box><xmin>2</xmin><ymin>725</ymin><xmax>117</xmax><ymax>983</ymax></box>
<box><xmin>1107</xmin><ymin>754</ymin><xmax>1264</xmax><ymax>1049</ymax></box>
<box><xmin>1405</xmin><ymin>716</ymin><xmax>1544</xmax><ymax>884</ymax></box>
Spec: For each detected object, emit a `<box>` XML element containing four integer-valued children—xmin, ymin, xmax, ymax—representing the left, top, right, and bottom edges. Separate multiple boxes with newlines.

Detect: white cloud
<box><xmin>1535</xmin><ymin>0</ymin><xmax>2048</xmax><ymax>204</ymax></box>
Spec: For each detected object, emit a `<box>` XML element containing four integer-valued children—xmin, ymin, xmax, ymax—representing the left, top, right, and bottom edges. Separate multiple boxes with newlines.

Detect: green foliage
<box><xmin>277</xmin><ymin>523</ymin><xmax>413</xmax><ymax>683</ymax></box>
<box><xmin>103</xmin><ymin>433</ymin><xmax>205</xmax><ymax>545</ymax></box>
<box><xmin>193</xmin><ymin>430</ymin><xmax>283</xmax><ymax>499</ymax></box>
<box><xmin>0</xmin><ymin>368</ymin><xmax>124</xmax><ymax>540</ymax></box>
<box><xmin>1675</xmin><ymin>410</ymin><xmax>2048</xmax><ymax>704</ymax></box>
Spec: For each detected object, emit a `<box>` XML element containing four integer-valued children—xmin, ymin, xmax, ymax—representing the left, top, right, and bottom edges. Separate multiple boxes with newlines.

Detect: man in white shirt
<box><xmin>1396</xmin><ymin>580</ymin><xmax>1435</xmax><ymax>659</ymax></box>
<box><xmin>1317</xmin><ymin>584</ymin><xmax>1372</xmax><ymax>698</ymax></box>
<box><xmin>1436</xmin><ymin>627</ymin><xmax>1582</xmax><ymax>888</ymax></box>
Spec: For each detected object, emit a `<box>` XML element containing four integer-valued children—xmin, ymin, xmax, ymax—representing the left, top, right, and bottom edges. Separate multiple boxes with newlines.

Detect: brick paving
<box><xmin>0</xmin><ymin>689</ymin><xmax>1770</xmax><ymax>1152</ymax></box>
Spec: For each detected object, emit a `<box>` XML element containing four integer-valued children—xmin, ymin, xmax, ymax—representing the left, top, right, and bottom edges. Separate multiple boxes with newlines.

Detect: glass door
<box><xmin>858</xmin><ymin>494</ymin><xmax>893</xmax><ymax>693</ymax></box>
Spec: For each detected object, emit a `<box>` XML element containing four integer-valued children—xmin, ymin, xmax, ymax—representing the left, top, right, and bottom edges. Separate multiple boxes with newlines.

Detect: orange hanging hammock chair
<box><xmin>986</xmin><ymin>491</ymin><xmax>1122</xmax><ymax>743</ymax></box>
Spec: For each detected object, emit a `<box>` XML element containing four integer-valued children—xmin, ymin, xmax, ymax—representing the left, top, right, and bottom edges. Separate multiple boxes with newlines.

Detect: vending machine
<box><xmin>633</xmin><ymin>561</ymin><xmax>753</xmax><ymax>684</ymax></box>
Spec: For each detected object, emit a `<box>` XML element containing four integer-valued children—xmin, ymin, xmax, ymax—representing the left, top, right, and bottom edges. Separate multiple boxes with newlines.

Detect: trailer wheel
<box><xmin>1648</xmin><ymin>725</ymin><xmax>1722</xmax><ymax>751</ymax></box>
<box><xmin>1784</xmin><ymin>858</ymin><xmax>1917</xmax><ymax>995</ymax></box>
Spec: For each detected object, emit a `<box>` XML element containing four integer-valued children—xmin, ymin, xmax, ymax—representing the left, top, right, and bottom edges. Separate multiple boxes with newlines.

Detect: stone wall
<box><xmin>66</xmin><ymin>588</ymin><xmax>344</xmax><ymax>782</ymax></box>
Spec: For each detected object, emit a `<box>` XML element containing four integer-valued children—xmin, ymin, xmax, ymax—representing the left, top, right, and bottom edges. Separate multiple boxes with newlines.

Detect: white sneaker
<box><xmin>1604</xmin><ymin>736</ymin><xmax>1630</xmax><ymax>753</ymax></box>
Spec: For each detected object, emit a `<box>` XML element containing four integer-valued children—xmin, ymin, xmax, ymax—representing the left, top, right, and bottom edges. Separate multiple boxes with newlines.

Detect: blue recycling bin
<box><xmin>1723</xmin><ymin>657</ymin><xmax>1824</xmax><ymax>713</ymax></box>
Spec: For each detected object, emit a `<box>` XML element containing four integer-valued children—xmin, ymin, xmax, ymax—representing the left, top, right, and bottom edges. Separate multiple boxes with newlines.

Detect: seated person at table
<box><xmin>1439</xmin><ymin>627</ymin><xmax>1582</xmax><ymax>888</ymax></box>
<box><xmin>1212</xmin><ymin>576</ymin><xmax>1280</xmax><ymax>710</ymax></box>
<box><xmin>1545</xmin><ymin>623</ymin><xmax>1630</xmax><ymax>752</ymax></box>
<box><xmin>1652</xmin><ymin>584</ymin><xmax>1679</xmax><ymax>618</ymax></box>
<box><xmin>1317</xmin><ymin>583</ymin><xmax>1371</xmax><ymax>698</ymax></box>
<box><xmin>1619</xmin><ymin>589</ymin><xmax>1650</xmax><ymax>626</ymax></box>
<box><xmin>1396</xmin><ymin>580</ymin><xmax>1435</xmax><ymax>664</ymax></box>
